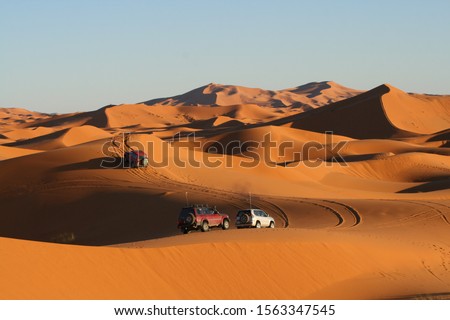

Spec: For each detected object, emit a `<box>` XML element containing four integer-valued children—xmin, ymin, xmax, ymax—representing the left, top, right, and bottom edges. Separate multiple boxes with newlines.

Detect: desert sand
<box><xmin>0</xmin><ymin>81</ymin><xmax>449</xmax><ymax>299</ymax></box>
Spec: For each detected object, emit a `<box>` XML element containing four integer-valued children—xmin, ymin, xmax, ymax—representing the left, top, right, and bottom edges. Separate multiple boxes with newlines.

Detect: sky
<box><xmin>1</xmin><ymin>0</ymin><xmax>450</xmax><ymax>113</ymax></box>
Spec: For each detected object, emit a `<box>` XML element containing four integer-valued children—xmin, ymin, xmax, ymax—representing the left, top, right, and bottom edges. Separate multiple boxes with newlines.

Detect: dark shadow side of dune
<box><xmin>398</xmin><ymin>179</ymin><xmax>450</xmax><ymax>193</ymax></box>
<box><xmin>266</xmin><ymin>84</ymin><xmax>416</xmax><ymax>139</ymax></box>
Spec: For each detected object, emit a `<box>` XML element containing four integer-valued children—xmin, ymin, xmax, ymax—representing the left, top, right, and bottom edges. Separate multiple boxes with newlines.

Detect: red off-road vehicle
<box><xmin>123</xmin><ymin>150</ymin><xmax>148</xmax><ymax>168</ymax></box>
<box><xmin>178</xmin><ymin>205</ymin><xmax>230</xmax><ymax>234</ymax></box>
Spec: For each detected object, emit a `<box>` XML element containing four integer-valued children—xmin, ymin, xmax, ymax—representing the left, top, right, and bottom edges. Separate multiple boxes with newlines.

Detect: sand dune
<box><xmin>1</xmin><ymin>126</ymin><xmax>55</xmax><ymax>141</ymax></box>
<box><xmin>341</xmin><ymin>152</ymin><xmax>450</xmax><ymax>183</ymax></box>
<box><xmin>3</xmin><ymin>228</ymin><xmax>450</xmax><ymax>299</ymax></box>
<box><xmin>280</xmin><ymin>85</ymin><xmax>411</xmax><ymax>138</ymax></box>
<box><xmin>19</xmin><ymin>109</ymin><xmax>109</xmax><ymax>131</ymax></box>
<box><xmin>270</xmin><ymin>84</ymin><xmax>450</xmax><ymax>139</ymax></box>
<box><xmin>4</xmin><ymin>125</ymin><xmax>112</xmax><ymax>150</ymax></box>
<box><xmin>382</xmin><ymin>85</ymin><xmax>450</xmax><ymax>134</ymax></box>
<box><xmin>0</xmin><ymin>107</ymin><xmax>50</xmax><ymax>132</ymax></box>
<box><xmin>144</xmin><ymin>81</ymin><xmax>362</xmax><ymax>108</ymax></box>
<box><xmin>0</xmin><ymin>81</ymin><xmax>449</xmax><ymax>300</ymax></box>
<box><xmin>0</xmin><ymin>132</ymin><xmax>448</xmax><ymax>246</ymax></box>
<box><xmin>16</xmin><ymin>104</ymin><xmax>293</xmax><ymax>138</ymax></box>
<box><xmin>0</xmin><ymin>145</ymin><xmax>42</xmax><ymax>160</ymax></box>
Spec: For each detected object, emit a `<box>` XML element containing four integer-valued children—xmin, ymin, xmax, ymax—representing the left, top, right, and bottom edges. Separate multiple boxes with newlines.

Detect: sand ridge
<box><xmin>0</xmin><ymin>81</ymin><xmax>449</xmax><ymax>299</ymax></box>
<box><xmin>143</xmin><ymin>81</ymin><xmax>363</xmax><ymax>108</ymax></box>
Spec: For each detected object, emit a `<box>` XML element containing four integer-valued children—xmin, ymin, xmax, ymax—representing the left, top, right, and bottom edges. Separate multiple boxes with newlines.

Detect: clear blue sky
<box><xmin>1</xmin><ymin>0</ymin><xmax>449</xmax><ymax>113</ymax></box>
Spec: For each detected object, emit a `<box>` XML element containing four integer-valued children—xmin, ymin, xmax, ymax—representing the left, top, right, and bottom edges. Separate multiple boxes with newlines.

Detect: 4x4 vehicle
<box><xmin>123</xmin><ymin>150</ymin><xmax>148</xmax><ymax>168</ymax></box>
<box><xmin>178</xmin><ymin>205</ymin><xmax>230</xmax><ymax>234</ymax></box>
<box><xmin>236</xmin><ymin>209</ymin><xmax>275</xmax><ymax>229</ymax></box>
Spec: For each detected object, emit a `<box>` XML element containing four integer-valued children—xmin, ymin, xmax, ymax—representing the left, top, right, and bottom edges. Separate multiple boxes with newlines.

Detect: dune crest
<box><xmin>270</xmin><ymin>84</ymin><xmax>450</xmax><ymax>139</ymax></box>
<box><xmin>382</xmin><ymin>84</ymin><xmax>450</xmax><ymax>134</ymax></box>
<box><xmin>144</xmin><ymin>81</ymin><xmax>363</xmax><ymax>108</ymax></box>
<box><xmin>1</xmin><ymin>81</ymin><xmax>449</xmax><ymax>300</ymax></box>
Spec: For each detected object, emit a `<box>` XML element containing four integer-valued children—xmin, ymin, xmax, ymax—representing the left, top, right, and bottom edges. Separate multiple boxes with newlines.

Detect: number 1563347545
<box><xmin>256</xmin><ymin>304</ymin><xmax>336</xmax><ymax>316</ymax></box>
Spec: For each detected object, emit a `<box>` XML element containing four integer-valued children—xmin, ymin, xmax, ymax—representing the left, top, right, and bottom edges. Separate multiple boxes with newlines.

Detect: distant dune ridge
<box><xmin>143</xmin><ymin>81</ymin><xmax>362</xmax><ymax>109</ymax></box>
<box><xmin>1</xmin><ymin>81</ymin><xmax>450</xmax><ymax>299</ymax></box>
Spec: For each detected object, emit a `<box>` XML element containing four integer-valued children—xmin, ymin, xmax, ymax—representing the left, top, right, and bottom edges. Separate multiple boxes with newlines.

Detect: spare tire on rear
<box><xmin>184</xmin><ymin>213</ymin><xmax>195</xmax><ymax>225</ymax></box>
<box><xmin>240</xmin><ymin>214</ymin><xmax>251</xmax><ymax>224</ymax></box>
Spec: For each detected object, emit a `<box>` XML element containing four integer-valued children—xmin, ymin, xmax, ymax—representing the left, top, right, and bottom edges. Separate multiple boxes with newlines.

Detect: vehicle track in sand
<box><xmin>111</xmin><ymin>135</ymin><xmax>363</xmax><ymax>230</ymax></box>
<box><xmin>125</xmin><ymin>165</ymin><xmax>368</xmax><ymax>230</ymax></box>
<box><xmin>286</xmin><ymin>199</ymin><xmax>344</xmax><ymax>227</ymax></box>
<box><xmin>321</xmin><ymin>200</ymin><xmax>362</xmax><ymax>228</ymax></box>
<box><xmin>379</xmin><ymin>199</ymin><xmax>450</xmax><ymax>227</ymax></box>
<box><xmin>415</xmin><ymin>201</ymin><xmax>450</xmax><ymax>226</ymax></box>
<box><xmin>284</xmin><ymin>198</ymin><xmax>363</xmax><ymax>229</ymax></box>
<box><xmin>126</xmin><ymin>165</ymin><xmax>291</xmax><ymax>228</ymax></box>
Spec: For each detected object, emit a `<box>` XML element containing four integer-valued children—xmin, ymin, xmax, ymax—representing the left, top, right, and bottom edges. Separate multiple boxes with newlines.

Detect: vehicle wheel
<box><xmin>269</xmin><ymin>221</ymin><xmax>275</xmax><ymax>228</ymax></box>
<box><xmin>185</xmin><ymin>213</ymin><xmax>195</xmax><ymax>226</ymax></box>
<box><xmin>201</xmin><ymin>221</ymin><xmax>209</xmax><ymax>232</ymax></box>
<box><xmin>255</xmin><ymin>221</ymin><xmax>261</xmax><ymax>228</ymax></box>
<box><xmin>182</xmin><ymin>228</ymin><xmax>190</xmax><ymax>234</ymax></box>
<box><xmin>222</xmin><ymin>219</ymin><xmax>230</xmax><ymax>230</ymax></box>
<box><xmin>240</xmin><ymin>214</ymin><xmax>251</xmax><ymax>224</ymax></box>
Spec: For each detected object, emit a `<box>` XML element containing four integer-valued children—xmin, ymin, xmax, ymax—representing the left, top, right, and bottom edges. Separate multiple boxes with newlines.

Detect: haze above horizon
<box><xmin>2</xmin><ymin>0</ymin><xmax>450</xmax><ymax>113</ymax></box>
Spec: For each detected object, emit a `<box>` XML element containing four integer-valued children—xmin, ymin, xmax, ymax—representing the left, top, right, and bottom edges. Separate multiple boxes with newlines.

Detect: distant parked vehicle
<box><xmin>236</xmin><ymin>209</ymin><xmax>275</xmax><ymax>229</ymax></box>
<box><xmin>123</xmin><ymin>150</ymin><xmax>148</xmax><ymax>168</ymax></box>
<box><xmin>178</xmin><ymin>205</ymin><xmax>230</xmax><ymax>234</ymax></box>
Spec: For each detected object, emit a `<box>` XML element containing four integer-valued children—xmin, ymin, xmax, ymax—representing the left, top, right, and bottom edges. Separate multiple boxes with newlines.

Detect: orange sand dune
<box><xmin>340</xmin><ymin>139</ymin><xmax>450</xmax><ymax>156</ymax></box>
<box><xmin>2</xmin><ymin>228</ymin><xmax>450</xmax><ymax>299</ymax></box>
<box><xmin>0</xmin><ymin>133</ymin><xmax>449</xmax><ymax>246</ymax></box>
<box><xmin>19</xmin><ymin>110</ymin><xmax>108</xmax><ymax>131</ymax></box>
<box><xmin>212</xmin><ymin>115</ymin><xmax>245</xmax><ymax>127</ymax></box>
<box><xmin>0</xmin><ymin>107</ymin><xmax>45</xmax><ymax>118</ymax></box>
<box><xmin>340</xmin><ymin>152</ymin><xmax>450</xmax><ymax>183</ymax></box>
<box><xmin>144</xmin><ymin>81</ymin><xmax>362</xmax><ymax>108</ymax></box>
<box><xmin>272</xmin><ymin>84</ymin><xmax>450</xmax><ymax>139</ymax></box>
<box><xmin>0</xmin><ymin>145</ymin><xmax>42</xmax><ymax>160</ymax></box>
<box><xmin>288</xmin><ymin>85</ymin><xmax>411</xmax><ymax>138</ymax></box>
<box><xmin>1</xmin><ymin>126</ymin><xmax>56</xmax><ymax>141</ymax></box>
<box><xmin>0</xmin><ymin>107</ymin><xmax>50</xmax><ymax>131</ymax></box>
<box><xmin>4</xmin><ymin>125</ymin><xmax>112</xmax><ymax>150</ymax></box>
<box><xmin>19</xmin><ymin>104</ymin><xmax>293</xmax><ymax>136</ymax></box>
<box><xmin>382</xmin><ymin>85</ymin><xmax>450</xmax><ymax>134</ymax></box>
<box><xmin>399</xmin><ymin>128</ymin><xmax>450</xmax><ymax>147</ymax></box>
<box><xmin>0</xmin><ymin>81</ymin><xmax>449</xmax><ymax>300</ymax></box>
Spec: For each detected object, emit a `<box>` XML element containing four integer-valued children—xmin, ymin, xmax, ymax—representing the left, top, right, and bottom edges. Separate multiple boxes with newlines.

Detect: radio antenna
<box><xmin>249</xmin><ymin>191</ymin><xmax>252</xmax><ymax>209</ymax></box>
<box><xmin>185</xmin><ymin>192</ymin><xmax>189</xmax><ymax>206</ymax></box>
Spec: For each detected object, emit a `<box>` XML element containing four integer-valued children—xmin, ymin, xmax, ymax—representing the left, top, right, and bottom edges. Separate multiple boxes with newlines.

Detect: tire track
<box><xmin>106</xmin><ymin>159</ymin><xmax>367</xmax><ymax>231</ymax></box>
<box><xmin>322</xmin><ymin>200</ymin><xmax>362</xmax><ymax>227</ymax></box>
<box><xmin>125</xmin><ymin>165</ymin><xmax>292</xmax><ymax>228</ymax></box>
<box><xmin>400</xmin><ymin>200</ymin><xmax>449</xmax><ymax>226</ymax></box>
<box><xmin>419</xmin><ymin>201</ymin><xmax>450</xmax><ymax>226</ymax></box>
<box><xmin>118</xmin><ymin>136</ymin><xmax>360</xmax><ymax>230</ymax></box>
<box><xmin>304</xmin><ymin>200</ymin><xmax>345</xmax><ymax>227</ymax></box>
<box><xmin>117</xmin><ymin>154</ymin><xmax>364</xmax><ymax>230</ymax></box>
<box><xmin>282</xmin><ymin>198</ymin><xmax>344</xmax><ymax>227</ymax></box>
<box><xmin>381</xmin><ymin>199</ymin><xmax>450</xmax><ymax>227</ymax></box>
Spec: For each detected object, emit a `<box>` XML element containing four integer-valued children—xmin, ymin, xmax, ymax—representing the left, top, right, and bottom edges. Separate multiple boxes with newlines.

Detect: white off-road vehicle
<box><xmin>236</xmin><ymin>209</ymin><xmax>275</xmax><ymax>229</ymax></box>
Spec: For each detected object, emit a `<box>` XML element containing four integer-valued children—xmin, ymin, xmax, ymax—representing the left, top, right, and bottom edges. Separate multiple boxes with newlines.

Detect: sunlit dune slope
<box><xmin>2</xmin><ymin>229</ymin><xmax>450</xmax><ymax>299</ymax></box>
<box><xmin>4</xmin><ymin>125</ymin><xmax>111</xmax><ymax>150</ymax></box>
<box><xmin>382</xmin><ymin>85</ymin><xmax>450</xmax><ymax>134</ymax></box>
<box><xmin>143</xmin><ymin>81</ymin><xmax>362</xmax><ymax>108</ymax></box>
<box><xmin>271</xmin><ymin>84</ymin><xmax>450</xmax><ymax>139</ymax></box>
<box><xmin>0</xmin><ymin>81</ymin><xmax>449</xmax><ymax>300</ymax></box>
